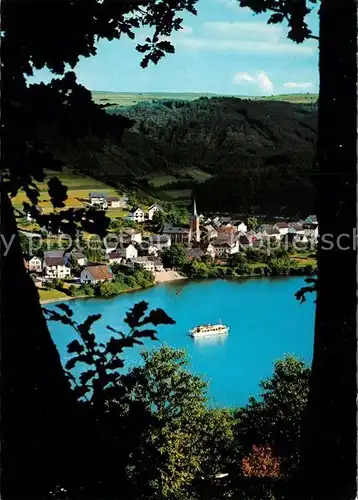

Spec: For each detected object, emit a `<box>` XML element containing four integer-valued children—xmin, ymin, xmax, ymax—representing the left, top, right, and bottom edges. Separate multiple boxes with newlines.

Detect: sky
<box><xmin>28</xmin><ymin>0</ymin><xmax>319</xmax><ymax>96</ymax></box>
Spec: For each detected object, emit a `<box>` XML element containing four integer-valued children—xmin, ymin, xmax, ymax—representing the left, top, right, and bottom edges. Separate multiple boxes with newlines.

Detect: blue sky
<box><xmin>28</xmin><ymin>0</ymin><xmax>319</xmax><ymax>96</ymax></box>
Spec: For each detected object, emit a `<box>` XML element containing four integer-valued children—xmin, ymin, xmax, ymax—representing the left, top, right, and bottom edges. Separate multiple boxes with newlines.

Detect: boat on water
<box><xmin>189</xmin><ymin>321</ymin><xmax>229</xmax><ymax>338</ymax></box>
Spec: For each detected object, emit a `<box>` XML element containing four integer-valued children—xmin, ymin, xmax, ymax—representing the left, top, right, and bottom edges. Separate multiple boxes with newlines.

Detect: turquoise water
<box><xmin>46</xmin><ymin>277</ymin><xmax>315</xmax><ymax>408</ymax></box>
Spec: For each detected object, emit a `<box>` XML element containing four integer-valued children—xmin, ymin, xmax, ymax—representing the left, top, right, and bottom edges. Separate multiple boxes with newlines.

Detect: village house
<box><xmin>275</xmin><ymin>222</ymin><xmax>290</xmax><ymax>237</ymax></box>
<box><xmin>288</xmin><ymin>222</ymin><xmax>305</xmax><ymax>235</ymax></box>
<box><xmin>257</xmin><ymin>224</ymin><xmax>281</xmax><ymax>241</ymax></box>
<box><xmin>217</xmin><ymin>226</ymin><xmax>238</xmax><ymax>239</ymax></box>
<box><xmin>204</xmin><ymin>243</ymin><xmax>216</xmax><ymax>259</ymax></box>
<box><xmin>117</xmin><ymin>243</ymin><xmax>138</xmax><ymax>260</ymax></box>
<box><xmin>147</xmin><ymin>203</ymin><xmax>163</xmax><ymax>221</ymax></box>
<box><xmin>230</xmin><ymin>220</ymin><xmax>248</xmax><ymax>233</ymax></box>
<box><xmin>304</xmin><ymin>214</ymin><xmax>318</xmax><ymax>225</ymax></box>
<box><xmin>203</xmin><ymin>224</ymin><xmax>218</xmax><ymax>240</ymax></box>
<box><xmin>147</xmin><ymin>244</ymin><xmax>159</xmax><ymax>257</ymax></box>
<box><xmin>106</xmin><ymin>196</ymin><xmax>121</xmax><ymax>208</ymax></box>
<box><xmin>162</xmin><ymin>224</ymin><xmax>191</xmax><ymax>245</ymax></box>
<box><xmin>303</xmin><ymin>223</ymin><xmax>319</xmax><ymax>243</ymax></box>
<box><xmin>107</xmin><ymin>252</ymin><xmax>122</xmax><ymax>265</ymax></box>
<box><xmin>149</xmin><ymin>257</ymin><xmax>164</xmax><ymax>272</ymax></box>
<box><xmin>119</xmin><ymin>195</ymin><xmax>129</xmax><ymax>208</ymax></box>
<box><xmin>64</xmin><ymin>250</ymin><xmax>87</xmax><ymax>267</ymax></box>
<box><xmin>211</xmin><ymin>240</ymin><xmax>239</xmax><ymax>258</ymax></box>
<box><xmin>127</xmin><ymin>206</ymin><xmax>145</xmax><ymax>223</ymax></box>
<box><xmin>89</xmin><ymin>192</ymin><xmax>108</xmax><ymax>209</ymax></box>
<box><xmin>105</xmin><ymin>239</ymin><xmax>119</xmax><ymax>254</ymax></box>
<box><xmin>43</xmin><ymin>256</ymin><xmax>71</xmax><ymax>280</ymax></box>
<box><xmin>122</xmin><ymin>229</ymin><xmax>142</xmax><ymax>244</ymax></box>
<box><xmin>80</xmin><ymin>265</ymin><xmax>113</xmax><ymax>285</ymax></box>
<box><xmin>149</xmin><ymin>234</ymin><xmax>171</xmax><ymax>251</ymax></box>
<box><xmin>126</xmin><ymin>257</ymin><xmax>155</xmax><ymax>272</ymax></box>
<box><xmin>28</xmin><ymin>256</ymin><xmax>42</xmax><ymax>273</ymax></box>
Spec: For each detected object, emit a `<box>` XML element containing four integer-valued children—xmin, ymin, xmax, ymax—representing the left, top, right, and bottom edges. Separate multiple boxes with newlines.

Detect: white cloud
<box><xmin>232</xmin><ymin>72</ymin><xmax>255</xmax><ymax>84</ymax></box>
<box><xmin>176</xmin><ymin>36</ymin><xmax>315</xmax><ymax>55</ymax></box>
<box><xmin>203</xmin><ymin>21</ymin><xmax>282</xmax><ymax>42</ymax></box>
<box><xmin>283</xmin><ymin>81</ymin><xmax>313</xmax><ymax>89</ymax></box>
<box><xmin>232</xmin><ymin>71</ymin><xmax>274</xmax><ymax>93</ymax></box>
<box><xmin>256</xmin><ymin>71</ymin><xmax>274</xmax><ymax>92</ymax></box>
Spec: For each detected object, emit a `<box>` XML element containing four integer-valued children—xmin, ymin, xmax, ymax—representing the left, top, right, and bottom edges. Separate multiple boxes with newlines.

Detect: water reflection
<box><xmin>191</xmin><ymin>333</ymin><xmax>229</xmax><ymax>346</ymax></box>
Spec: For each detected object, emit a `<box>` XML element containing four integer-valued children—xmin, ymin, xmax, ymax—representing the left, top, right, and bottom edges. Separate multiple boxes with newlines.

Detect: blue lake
<box><xmin>46</xmin><ymin>277</ymin><xmax>315</xmax><ymax>408</ymax></box>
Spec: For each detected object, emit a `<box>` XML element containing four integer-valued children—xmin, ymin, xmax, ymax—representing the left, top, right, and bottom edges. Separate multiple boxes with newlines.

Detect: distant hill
<box><xmin>40</xmin><ymin>95</ymin><xmax>317</xmax><ymax>216</ymax></box>
<box><xmin>91</xmin><ymin>91</ymin><xmax>318</xmax><ymax>108</ymax></box>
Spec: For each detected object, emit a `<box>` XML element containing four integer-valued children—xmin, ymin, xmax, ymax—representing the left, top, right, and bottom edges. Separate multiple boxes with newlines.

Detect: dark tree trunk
<box><xmin>299</xmin><ymin>1</ymin><xmax>357</xmax><ymax>498</ymax></box>
<box><xmin>0</xmin><ymin>188</ymin><xmax>77</xmax><ymax>499</ymax></box>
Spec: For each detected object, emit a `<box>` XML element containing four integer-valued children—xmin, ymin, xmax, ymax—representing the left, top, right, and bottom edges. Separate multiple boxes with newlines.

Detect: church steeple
<box><xmin>190</xmin><ymin>197</ymin><xmax>200</xmax><ymax>243</ymax></box>
<box><xmin>193</xmin><ymin>197</ymin><xmax>198</xmax><ymax>218</ymax></box>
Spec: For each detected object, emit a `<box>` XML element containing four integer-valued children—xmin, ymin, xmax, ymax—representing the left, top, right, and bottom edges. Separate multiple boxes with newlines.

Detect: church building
<box><xmin>190</xmin><ymin>198</ymin><xmax>201</xmax><ymax>243</ymax></box>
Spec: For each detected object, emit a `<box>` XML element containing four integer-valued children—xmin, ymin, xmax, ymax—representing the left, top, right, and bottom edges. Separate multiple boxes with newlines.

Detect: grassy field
<box><xmin>38</xmin><ymin>288</ymin><xmax>70</xmax><ymax>302</ymax></box>
<box><xmin>11</xmin><ymin>168</ymin><xmax>126</xmax><ymax>215</ymax></box>
<box><xmin>91</xmin><ymin>91</ymin><xmax>318</xmax><ymax>107</ymax></box>
<box><xmin>91</xmin><ymin>91</ymin><xmax>219</xmax><ymax>107</ymax></box>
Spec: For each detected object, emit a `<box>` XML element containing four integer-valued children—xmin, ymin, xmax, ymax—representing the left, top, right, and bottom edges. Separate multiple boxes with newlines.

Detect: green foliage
<box><xmin>162</xmin><ymin>244</ymin><xmax>188</xmax><ymax>269</ymax></box>
<box><xmin>234</xmin><ymin>355</ymin><xmax>311</xmax><ymax>476</ymax></box>
<box><xmin>228</xmin><ymin>252</ymin><xmax>248</xmax><ymax>267</ymax></box>
<box><xmin>123</xmin><ymin>346</ymin><xmax>235</xmax><ymax>499</ymax></box>
<box><xmin>245</xmin><ymin>248</ymin><xmax>269</xmax><ymax>263</ymax></box>
<box><xmin>43</xmin><ymin>301</ymin><xmax>175</xmax><ymax>406</ymax></box>
<box><xmin>267</xmin><ymin>257</ymin><xmax>294</xmax><ymax>276</ymax></box>
<box><xmin>183</xmin><ymin>260</ymin><xmax>210</xmax><ymax>278</ymax></box>
<box><xmin>99</xmin><ymin>281</ymin><xmax>118</xmax><ymax>297</ymax></box>
<box><xmin>235</xmin><ymin>263</ymin><xmax>251</xmax><ymax>276</ymax></box>
<box><xmin>247</xmin><ymin>217</ymin><xmax>259</xmax><ymax>232</ymax></box>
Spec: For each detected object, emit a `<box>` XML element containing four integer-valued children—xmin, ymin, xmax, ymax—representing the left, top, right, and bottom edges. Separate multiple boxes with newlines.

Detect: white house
<box><xmin>28</xmin><ymin>256</ymin><xmax>42</xmax><ymax>273</ymax></box>
<box><xmin>147</xmin><ymin>203</ymin><xmax>163</xmax><ymax>221</ymax></box>
<box><xmin>147</xmin><ymin>244</ymin><xmax>159</xmax><ymax>256</ymax></box>
<box><xmin>43</xmin><ymin>257</ymin><xmax>71</xmax><ymax>279</ymax></box>
<box><xmin>122</xmin><ymin>229</ymin><xmax>142</xmax><ymax>244</ymax></box>
<box><xmin>80</xmin><ymin>265</ymin><xmax>113</xmax><ymax>284</ymax></box>
<box><xmin>231</xmin><ymin>220</ymin><xmax>248</xmax><ymax>233</ymax></box>
<box><xmin>257</xmin><ymin>224</ymin><xmax>281</xmax><ymax>241</ymax></box>
<box><xmin>275</xmin><ymin>222</ymin><xmax>290</xmax><ymax>237</ymax></box>
<box><xmin>107</xmin><ymin>252</ymin><xmax>122</xmax><ymax>265</ymax></box>
<box><xmin>149</xmin><ymin>234</ymin><xmax>171</xmax><ymax>251</ymax></box>
<box><xmin>118</xmin><ymin>243</ymin><xmax>138</xmax><ymax>260</ymax></box>
<box><xmin>203</xmin><ymin>224</ymin><xmax>218</xmax><ymax>240</ymax></box>
<box><xmin>106</xmin><ymin>196</ymin><xmax>121</xmax><ymax>208</ymax></box>
<box><xmin>129</xmin><ymin>257</ymin><xmax>164</xmax><ymax>272</ymax></box>
<box><xmin>303</xmin><ymin>223</ymin><xmax>319</xmax><ymax>243</ymax></box>
<box><xmin>205</xmin><ymin>243</ymin><xmax>216</xmax><ymax>259</ymax></box>
<box><xmin>211</xmin><ymin>239</ymin><xmax>239</xmax><ymax>257</ymax></box>
<box><xmin>129</xmin><ymin>257</ymin><xmax>156</xmax><ymax>272</ymax></box>
<box><xmin>128</xmin><ymin>207</ymin><xmax>145</xmax><ymax>223</ymax></box>
<box><xmin>65</xmin><ymin>250</ymin><xmax>87</xmax><ymax>267</ymax></box>
<box><xmin>89</xmin><ymin>192</ymin><xmax>108</xmax><ymax>209</ymax></box>
<box><xmin>150</xmin><ymin>258</ymin><xmax>164</xmax><ymax>271</ymax></box>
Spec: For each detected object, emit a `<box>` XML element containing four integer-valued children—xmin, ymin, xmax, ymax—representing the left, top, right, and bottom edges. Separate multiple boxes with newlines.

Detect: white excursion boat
<box><xmin>189</xmin><ymin>321</ymin><xmax>229</xmax><ymax>338</ymax></box>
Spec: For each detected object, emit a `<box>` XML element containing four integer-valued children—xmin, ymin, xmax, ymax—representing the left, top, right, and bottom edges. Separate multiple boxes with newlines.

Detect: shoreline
<box><xmin>40</xmin><ymin>271</ymin><xmax>187</xmax><ymax>305</ymax></box>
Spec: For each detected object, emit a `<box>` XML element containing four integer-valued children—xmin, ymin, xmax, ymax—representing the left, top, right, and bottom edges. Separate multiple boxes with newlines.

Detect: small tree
<box><xmin>234</xmin><ymin>356</ymin><xmax>310</xmax><ymax>476</ymax></box>
<box><xmin>99</xmin><ymin>281</ymin><xmax>117</xmax><ymax>297</ymax></box>
<box><xmin>242</xmin><ymin>445</ymin><xmax>280</xmax><ymax>478</ymax></box>
<box><xmin>162</xmin><ymin>244</ymin><xmax>188</xmax><ymax>269</ymax></box>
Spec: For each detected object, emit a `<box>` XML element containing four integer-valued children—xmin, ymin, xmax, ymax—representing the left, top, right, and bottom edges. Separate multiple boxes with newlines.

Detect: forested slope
<box><xmin>41</xmin><ymin>96</ymin><xmax>317</xmax><ymax>215</ymax></box>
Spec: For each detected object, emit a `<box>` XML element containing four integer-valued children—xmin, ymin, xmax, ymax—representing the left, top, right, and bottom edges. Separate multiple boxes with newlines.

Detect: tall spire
<box><xmin>193</xmin><ymin>197</ymin><xmax>197</xmax><ymax>218</ymax></box>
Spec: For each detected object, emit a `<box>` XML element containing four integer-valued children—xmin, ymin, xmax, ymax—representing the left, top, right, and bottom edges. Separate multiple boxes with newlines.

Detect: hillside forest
<box><xmin>40</xmin><ymin>96</ymin><xmax>318</xmax><ymax>217</ymax></box>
